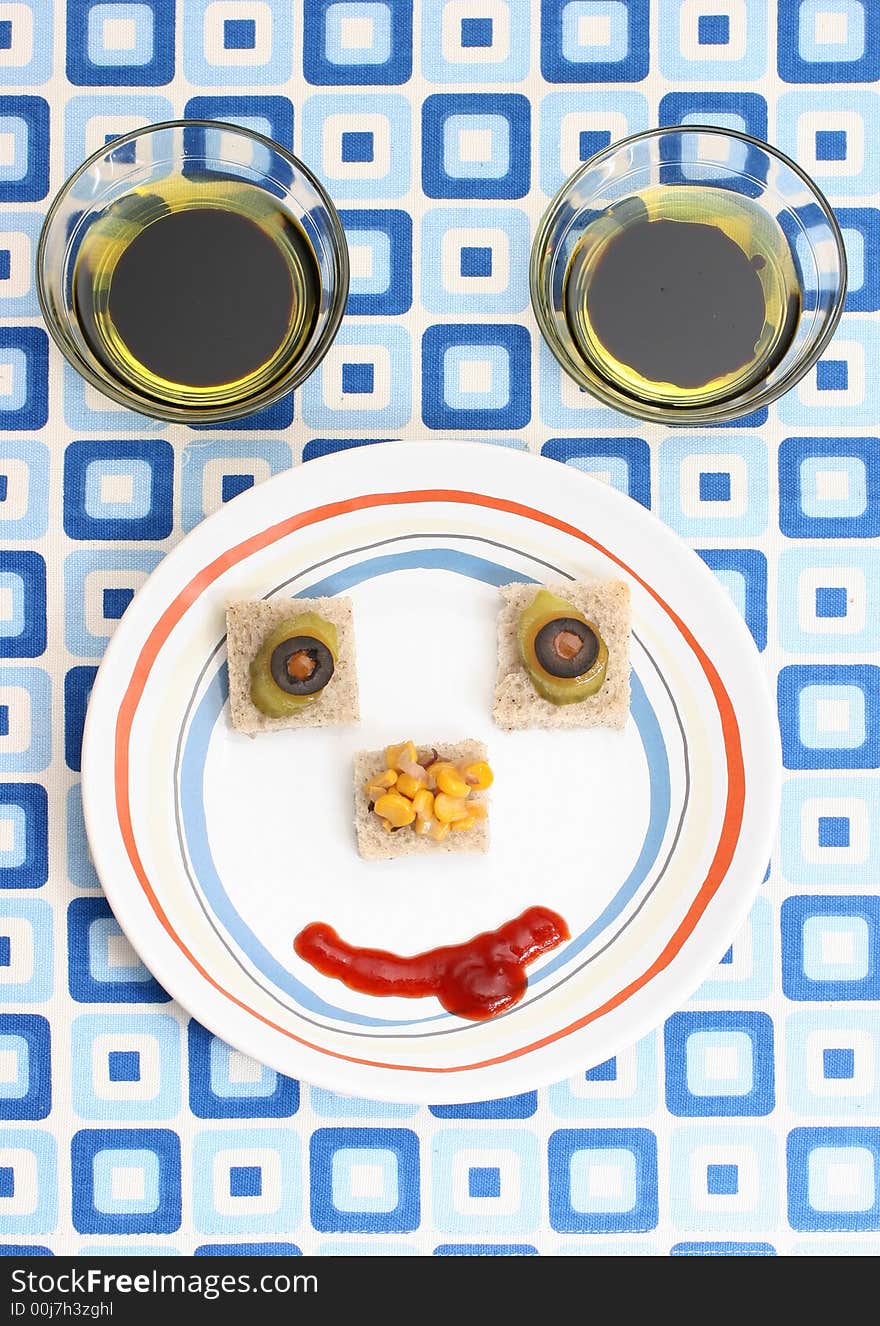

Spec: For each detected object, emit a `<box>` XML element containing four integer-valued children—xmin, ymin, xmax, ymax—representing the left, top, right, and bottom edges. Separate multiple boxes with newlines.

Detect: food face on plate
<box><xmin>225</xmin><ymin>578</ymin><xmax>631</xmax><ymax>1020</ymax></box>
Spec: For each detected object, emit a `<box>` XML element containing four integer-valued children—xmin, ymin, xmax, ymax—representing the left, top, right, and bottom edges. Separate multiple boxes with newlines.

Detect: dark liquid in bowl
<box><xmin>73</xmin><ymin>187</ymin><xmax>321</xmax><ymax>409</ymax></box>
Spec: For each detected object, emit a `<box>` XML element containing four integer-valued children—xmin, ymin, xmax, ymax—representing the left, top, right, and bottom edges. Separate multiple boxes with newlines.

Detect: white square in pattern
<box><xmin>348</xmin><ymin>243</ymin><xmax>374</xmax><ymax>280</ymax></box>
<box><xmin>802</xmin><ymin>796</ymin><xmax>869</xmax><ymax>866</ymax></box>
<box><xmin>0</xmin><ymin>134</ymin><xmax>15</xmax><ymax>167</ymax></box>
<box><xmin>704</xmin><ymin>1046</ymin><xmax>739</xmax><ymax>1081</ymax></box>
<box><xmin>816</xmin><ymin>698</ymin><xmax>850</xmax><ymax>733</ymax></box>
<box><xmin>814</xmin><ymin>10</ymin><xmax>848</xmax><ymax>44</ymax></box>
<box><xmin>0</xmin><ymin>235</ymin><xmax>29</xmax><ymax>300</ymax></box>
<box><xmin>348</xmin><ymin>1163</ymin><xmax>384</xmax><ymax>1198</ymax></box>
<box><xmin>821</xmin><ymin>928</ymin><xmax>854</xmax><ymax>965</ymax></box>
<box><xmin>100</xmin><ymin>473</ymin><xmax>133</xmax><ymax>506</ymax></box>
<box><xmin>586</xmin><ymin>1163</ymin><xmax>622</xmax><ymax>1198</ymax></box>
<box><xmin>111</xmin><ymin>1166</ymin><xmax>144</xmax><ymax>1201</ymax></box>
<box><xmin>0</xmin><ymin>1049</ymin><xmax>18</xmax><ymax>1083</ymax></box>
<box><xmin>457</xmin><ymin>129</ymin><xmax>493</xmax><ymax>163</ymax></box>
<box><xmin>457</xmin><ymin>358</ymin><xmax>492</xmax><ymax>394</ymax></box>
<box><xmin>340</xmin><ymin>16</ymin><xmax>374</xmax><ymax>48</ymax></box>
<box><xmin>84</xmin><ymin>569</ymin><xmax>149</xmax><ymax>640</ymax></box>
<box><xmin>826</xmin><ymin>1162</ymin><xmax>863</xmax><ymax>1199</ymax></box>
<box><xmin>441</xmin><ymin>227</ymin><xmax>509</xmax><ymax>296</ymax></box>
<box><xmin>0</xmin><ymin>361</ymin><xmax>14</xmax><ymax>397</ymax></box>
<box><xmin>226</xmin><ymin>1050</ymin><xmax>264</xmax><ymax>1084</ymax></box>
<box><xmin>814</xmin><ymin>468</ymin><xmax>849</xmax><ymax>501</ymax></box>
<box><xmin>578</xmin><ymin>13</ymin><xmax>610</xmax><ymax>46</ymax></box>
<box><xmin>102</xmin><ymin>18</ymin><xmax>137</xmax><ymax>49</ymax></box>
<box><xmin>800</xmin><ymin>342</ymin><xmax>864</xmax><ymax>408</ymax></box>
<box><xmin>322</xmin><ymin>344</ymin><xmax>391</xmax><ymax>410</ymax></box>
<box><xmin>560</xmin><ymin>110</ymin><xmax>628</xmax><ymax>177</ymax></box>
<box><xmin>0</xmin><ymin>817</ymin><xmax>15</xmax><ymax>851</ymax></box>
<box><xmin>105</xmin><ymin>931</ymin><xmax>139</xmax><ymax>970</ymax></box>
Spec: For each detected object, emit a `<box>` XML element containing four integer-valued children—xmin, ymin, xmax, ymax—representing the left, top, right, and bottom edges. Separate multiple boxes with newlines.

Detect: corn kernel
<box><xmin>373</xmin><ymin>790</ymin><xmax>416</xmax><ymax>828</ymax></box>
<box><xmin>451</xmin><ymin>815</ymin><xmax>477</xmax><ymax>832</ymax></box>
<box><xmin>414</xmin><ymin>814</ymin><xmax>433</xmax><ymax>837</ymax></box>
<box><xmin>434</xmin><ymin>793</ymin><xmax>469</xmax><ymax>824</ymax></box>
<box><xmin>435</xmin><ymin>766</ymin><xmax>471</xmax><ymax>798</ymax></box>
<box><xmin>412</xmin><ymin>788</ymin><xmax>435</xmax><ymax>819</ymax></box>
<box><xmin>467</xmin><ymin>799</ymin><xmax>488</xmax><ymax>820</ymax></box>
<box><xmin>430</xmin><ymin>820</ymin><xmax>450</xmax><ymax>844</ymax></box>
<box><xmin>396</xmin><ymin>770</ymin><xmax>425</xmax><ymax>799</ymax></box>
<box><xmin>463</xmin><ymin>760</ymin><xmax>493</xmax><ymax>791</ymax></box>
<box><xmin>386</xmin><ymin>740</ymin><xmax>417</xmax><ymax>772</ymax></box>
<box><xmin>364</xmin><ymin>768</ymin><xmax>397</xmax><ymax>798</ymax></box>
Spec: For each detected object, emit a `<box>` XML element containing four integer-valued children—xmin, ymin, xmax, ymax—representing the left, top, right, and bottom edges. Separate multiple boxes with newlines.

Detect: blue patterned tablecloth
<box><xmin>0</xmin><ymin>0</ymin><xmax>878</xmax><ymax>1259</ymax></box>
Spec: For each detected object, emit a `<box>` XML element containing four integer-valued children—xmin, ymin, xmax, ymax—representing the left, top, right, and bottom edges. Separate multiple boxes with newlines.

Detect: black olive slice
<box><xmin>269</xmin><ymin>634</ymin><xmax>334</xmax><ymax>696</ymax></box>
<box><xmin>534</xmin><ymin>616</ymin><xmax>600</xmax><ymax>679</ymax></box>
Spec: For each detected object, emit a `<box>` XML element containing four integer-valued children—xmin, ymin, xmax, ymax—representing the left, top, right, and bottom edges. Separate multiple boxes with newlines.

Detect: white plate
<box><xmin>81</xmin><ymin>442</ymin><xmax>780</xmax><ymax>1103</ymax></box>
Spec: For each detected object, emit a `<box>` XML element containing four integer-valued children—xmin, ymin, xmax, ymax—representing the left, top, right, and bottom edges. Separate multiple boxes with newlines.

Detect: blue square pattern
<box><xmin>220</xmin><ymin>473</ymin><xmax>254</xmax><ymax>503</ymax></box>
<box><xmin>422</xmin><ymin>94</ymin><xmax>530</xmax><ymax>200</ymax></box>
<box><xmin>548</xmin><ymin>1129</ymin><xmax>658</xmax><ymax>1233</ymax></box>
<box><xmin>187</xmin><ymin>1021</ymin><xmax>299</xmax><ymax>1119</ymax></box>
<box><xmin>816</xmin><ymin>130</ymin><xmax>848</xmax><ymax>161</ymax></box>
<box><xmin>461</xmin><ymin>246</ymin><xmax>492</xmax><ymax>278</ymax></box>
<box><xmin>782</xmin><ymin>895</ymin><xmax>880</xmax><ymax>1001</ymax></box>
<box><xmin>0</xmin><ymin>898</ymin><xmax>53</xmax><ymax>1003</ymax></box>
<box><xmin>778</xmin><ymin>664</ymin><xmax>880</xmax><ymax>769</ymax></box>
<box><xmin>67</xmin><ymin>898</ymin><xmax>170</xmax><ymax>1004</ymax></box>
<box><xmin>817</xmin><ymin>360</ymin><xmax>849</xmax><ymax>390</ymax></box>
<box><xmin>224</xmin><ymin>18</ymin><xmax>255</xmax><ymax>49</ymax></box>
<box><xmin>340</xmin><ymin>208</ymin><xmax>412</xmax><ymax>316</ymax></box>
<box><xmin>579</xmin><ymin>129</ymin><xmax>610</xmax><ymax>160</ymax></box>
<box><xmin>697</xmin><ymin>549</ymin><xmax>768</xmax><ymax>652</ymax></box>
<box><xmin>422</xmin><ymin>323</ymin><xmax>530</xmax><ymax>431</ymax></box>
<box><xmin>71</xmin><ymin>1128</ymin><xmax>181</xmax><ymax>1234</ymax></box>
<box><xmin>700</xmin><ymin>471</ymin><xmax>732</xmax><ymax>502</ymax></box>
<box><xmin>462</xmin><ymin>17</ymin><xmax>492</xmax><ymax>47</ymax></box>
<box><xmin>107</xmin><ymin>1051</ymin><xmax>140</xmax><ymax>1083</ymax></box>
<box><xmin>707</xmin><ymin>1164</ymin><xmax>739</xmax><ymax>1195</ymax></box>
<box><xmin>469</xmin><ymin>1166</ymin><xmax>500</xmax><ymax>1198</ymax></box>
<box><xmin>585</xmin><ymin>1058</ymin><xmax>617</xmax><ymax>1083</ymax></box>
<box><xmin>230</xmin><ymin>1166</ymin><xmax>261</xmax><ymax>1198</ymax></box>
<box><xmin>303</xmin><ymin>0</ymin><xmax>412</xmax><ymax>86</ymax></box>
<box><xmin>815</xmin><ymin>587</ymin><xmax>848</xmax><ymax>619</ymax></box>
<box><xmin>698</xmin><ymin>14</ymin><xmax>729</xmax><ymax>43</ymax></box>
<box><xmin>182</xmin><ymin>95</ymin><xmax>294</xmax><ymax>152</ymax></box>
<box><xmin>310</xmin><ymin>1128</ymin><xmax>419</xmax><ymax>1233</ymax></box>
<box><xmin>0</xmin><ymin>1014</ymin><xmax>51</xmax><ymax>1120</ymax></box>
<box><xmin>183</xmin><ymin>0</ymin><xmax>292</xmax><ymax>86</ymax></box>
<box><xmin>0</xmin><ymin>935</ymin><xmax>9</xmax><ymax>965</ymax></box>
<box><xmin>0</xmin><ymin>1130</ymin><xmax>56</xmax><ymax>1234</ymax></box>
<box><xmin>787</xmin><ymin>1128</ymin><xmax>880</xmax><ymax>1232</ymax></box>
<box><xmin>665</xmin><ymin>1012</ymin><xmax>775</xmax><ymax>1116</ymax></box>
<box><xmin>63</xmin><ymin>440</ymin><xmax>174</xmax><ymax>541</ymax></box>
<box><xmin>429</xmin><ymin>1093</ymin><xmax>537</xmax><ymax>1120</ymax></box>
<box><xmin>101</xmin><ymin>587</ymin><xmax>133</xmax><ymax>621</ymax></box>
<box><xmin>0</xmin><ymin>706</ymin><xmax>8</xmax><ymax>739</ymax></box>
<box><xmin>0</xmin><ymin>783</ymin><xmax>48</xmax><ymax>890</ymax></box>
<box><xmin>779</xmin><ymin>0</ymin><xmax>879</xmax><ymax>83</ymax></box>
<box><xmin>818</xmin><ymin>816</ymin><xmax>850</xmax><ymax>847</ymax></box>
<box><xmin>0</xmin><ymin>21</ymin><xmax>11</xmax><ymax>49</ymax></box>
<box><xmin>541</xmin><ymin>0</ymin><xmax>649</xmax><ymax>82</ymax></box>
<box><xmin>341</xmin><ymin>130</ymin><xmax>373</xmax><ymax>163</ymax></box>
<box><xmin>0</xmin><ymin>255</ymin><xmax>9</xmax><ymax>283</ymax></box>
<box><xmin>179</xmin><ymin>438</ymin><xmax>291</xmax><ymax>534</ymax></box>
<box><xmin>0</xmin><ymin>99</ymin><xmax>49</xmax><ymax>202</ymax></box>
<box><xmin>70</xmin><ymin>1014</ymin><xmax>181</xmax><ymax>1121</ymax></box>
<box><xmin>67</xmin><ymin>0</ymin><xmax>175</xmax><ymax>87</ymax></box>
<box><xmin>542</xmin><ymin>437</ymin><xmax>652</xmax><ymax>510</ymax></box>
<box><xmin>824</xmin><ymin>1049</ymin><xmax>855</xmax><ymax>1080</ymax></box>
<box><xmin>342</xmin><ymin>362</ymin><xmax>374</xmax><ymax>394</ymax></box>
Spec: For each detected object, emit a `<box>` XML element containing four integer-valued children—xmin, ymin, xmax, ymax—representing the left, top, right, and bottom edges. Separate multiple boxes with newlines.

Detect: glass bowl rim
<box><xmin>529</xmin><ymin>122</ymin><xmax>848</xmax><ymax>426</ymax></box>
<box><xmin>36</xmin><ymin>117</ymin><xmax>350</xmax><ymax>425</ymax></box>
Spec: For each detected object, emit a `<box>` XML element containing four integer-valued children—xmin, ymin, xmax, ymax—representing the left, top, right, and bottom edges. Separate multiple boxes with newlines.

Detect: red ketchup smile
<box><xmin>294</xmin><ymin>905</ymin><xmax>570</xmax><ymax>1021</ymax></box>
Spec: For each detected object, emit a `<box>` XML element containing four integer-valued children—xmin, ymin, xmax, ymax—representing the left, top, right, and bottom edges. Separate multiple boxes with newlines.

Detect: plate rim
<box><xmin>81</xmin><ymin>441</ymin><xmax>782</xmax><ymax>1102</ymax></box>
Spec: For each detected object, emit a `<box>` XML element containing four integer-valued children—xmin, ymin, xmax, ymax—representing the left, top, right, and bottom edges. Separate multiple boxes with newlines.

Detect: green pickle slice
<box><xmin>250</xmin><ymin>611</ymin><xmax>338</xmax><ymax>718</ymax></box>
<box><xmin>517</xmin><ymin>589</ymin><xmax>608</xmax><ymax>706</ymax></box>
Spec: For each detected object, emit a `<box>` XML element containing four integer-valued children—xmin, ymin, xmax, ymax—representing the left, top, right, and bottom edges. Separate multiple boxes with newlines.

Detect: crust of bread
<box><xmin>226</xmin><ymin>597</ymin><xmax>359</xmax><ymax>734</ymax></box>
<box><xmin>354</xmin><ymin>740</ymin><xmax>489</xmax><ymax>861</ymax></box>
<box><xmin>493</xmin><ymin>580</ymin><xmax>631</xmax><ymax>731</ymax></box>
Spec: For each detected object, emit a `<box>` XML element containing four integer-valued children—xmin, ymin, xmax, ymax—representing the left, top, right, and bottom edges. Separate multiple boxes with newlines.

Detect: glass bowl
<box><xmin>530</xmin><ymin>125</ymin><xmax>847</xmax><ymax>425</ymax></box>
<box><xmin>37</xmin><ymin>120</ymin><xmax>349</xmax><ymax>425</ymax></box>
